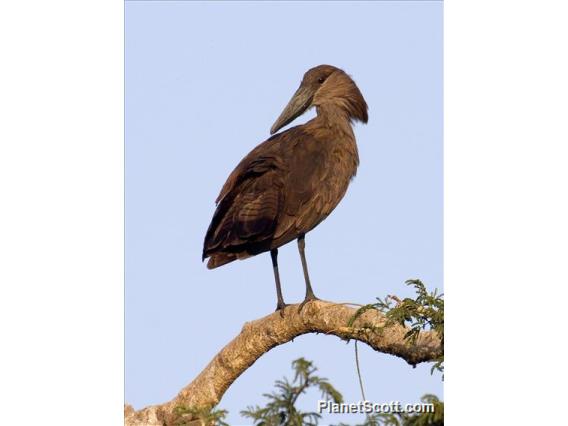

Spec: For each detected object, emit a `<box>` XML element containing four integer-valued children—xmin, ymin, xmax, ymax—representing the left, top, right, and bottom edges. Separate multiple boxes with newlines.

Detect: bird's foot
<box><xmin>298</xmin><ymin>294</ymin><xmax>320</xmax><ymax>312</ymax></box>
<box><xmin>275</xmin><ymin>302</ymin><xmax>289</xmax><ymax>318</ymax></box>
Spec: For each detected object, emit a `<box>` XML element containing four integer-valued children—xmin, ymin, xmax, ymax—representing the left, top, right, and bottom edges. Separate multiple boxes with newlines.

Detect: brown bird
<box><xmin>203</xmin><ymin>64</ymin><xmax>368</xmax><ymax>312</ymax></box>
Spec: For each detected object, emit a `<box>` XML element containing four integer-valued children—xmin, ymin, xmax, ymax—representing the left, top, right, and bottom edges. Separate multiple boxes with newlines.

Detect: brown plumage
<box><xmin>203</xmin><ymin>64</ymin><xmax>368</xmax><ymax>311</ymax></box>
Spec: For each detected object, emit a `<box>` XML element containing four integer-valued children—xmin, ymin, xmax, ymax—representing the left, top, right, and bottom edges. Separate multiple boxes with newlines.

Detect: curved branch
<box><xmin>125</xmin><ymin>300</ymin><xmax>442</xmax><ymax>426</ymax></box>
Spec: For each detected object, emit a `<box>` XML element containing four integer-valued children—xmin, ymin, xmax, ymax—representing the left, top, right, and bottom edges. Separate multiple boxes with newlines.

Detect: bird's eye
<box><xmin>317</xmin><ymin>77</ymin><xmax>325</xmax><ymax>84</ymax></box>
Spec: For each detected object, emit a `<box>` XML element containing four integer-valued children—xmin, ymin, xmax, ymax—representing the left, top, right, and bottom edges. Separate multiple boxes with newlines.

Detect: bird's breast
<box><xmin>319</xmin><ymin>139</ymin><xmax>359</xmax><ymax>211</ymax></box>
<box><xmin>272</xmin><ymin>136</ymin><xmax>358</xmax><ymax>243</ymax></box>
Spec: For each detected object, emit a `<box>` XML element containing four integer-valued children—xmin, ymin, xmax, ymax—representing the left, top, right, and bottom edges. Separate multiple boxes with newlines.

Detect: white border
<box><xmin>0</xmin><ymin>1</ymin><xmax>124</xmax><ymax>424</ymax></box>
<box><xmin>446</xmin><ymin>0</ymin><xmax>568</xmax><ymax>424</ymax></box>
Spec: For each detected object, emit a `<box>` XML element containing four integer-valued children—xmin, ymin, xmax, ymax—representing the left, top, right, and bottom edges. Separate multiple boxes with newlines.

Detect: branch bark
<box><xmin>125</xmin><ymin>300</ymin><xmax>442</xmax><ymax>426</ymax></box>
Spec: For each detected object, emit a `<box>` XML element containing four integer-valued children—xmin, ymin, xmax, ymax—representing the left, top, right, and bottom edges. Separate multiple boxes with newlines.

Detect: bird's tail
<box><xmin>206</xmin><ymin>253</ymin><xmax>238</xmax><ymax>269</ymax></box>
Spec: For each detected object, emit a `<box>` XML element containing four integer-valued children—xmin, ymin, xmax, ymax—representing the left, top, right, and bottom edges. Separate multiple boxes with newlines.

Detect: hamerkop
<box><xmin>203</xmin><ymin>65</ymin><xmax>368</xmax><ymax>312</ymax></box>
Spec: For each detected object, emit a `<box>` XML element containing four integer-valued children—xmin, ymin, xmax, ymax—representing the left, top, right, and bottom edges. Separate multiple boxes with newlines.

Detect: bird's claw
<box><xmin>298</xmin><ymin>295</ymin><xmax>320</xmax><ymax>312</ymax></box>
<box><xmin>275</xmin><ymin>302</ymin><xmax>289</xmax><ymax>317</ymax></box>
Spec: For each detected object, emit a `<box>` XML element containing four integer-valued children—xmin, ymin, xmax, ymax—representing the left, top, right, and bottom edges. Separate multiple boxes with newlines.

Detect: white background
<box><xmin>1</xmin><ymin>1</ymin><xmax>567</xmax><ymax>425</ymax></box>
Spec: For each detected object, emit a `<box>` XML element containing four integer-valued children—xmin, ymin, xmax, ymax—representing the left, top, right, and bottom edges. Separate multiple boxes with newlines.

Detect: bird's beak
<box><xmin>270</xmin><ymin>86</ymin><xmax>313</xmax><ymax>135</ymax></box>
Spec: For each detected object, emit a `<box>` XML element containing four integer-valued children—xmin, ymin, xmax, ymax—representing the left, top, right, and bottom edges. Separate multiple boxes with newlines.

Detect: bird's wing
<box><xmin>215</xmin><ymin>137</ymin><xmax>283</xmax><ymax>204</ymax></box>
<box><xmin>203</xmin><ymin>149</ymin><xmax>284</xmax><ymax>257</ymax></box>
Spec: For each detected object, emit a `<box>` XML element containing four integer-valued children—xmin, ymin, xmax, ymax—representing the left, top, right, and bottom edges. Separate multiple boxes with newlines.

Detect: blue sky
<box><xmin>125</xmin><ymin>1</ymin><xmax>442</xmax><ymax>424</ymax></box>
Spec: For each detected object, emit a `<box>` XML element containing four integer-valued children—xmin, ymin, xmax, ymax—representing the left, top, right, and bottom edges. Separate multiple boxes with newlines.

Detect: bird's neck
<box><xmin>312</xmin><ymin>104</ymin><xmax>359</xmax><ymax>170</ymax></box>
<box><xmin>315</xmin><ymin>104</ymin><xmax>355</xmax><ymax>137</ymax></box>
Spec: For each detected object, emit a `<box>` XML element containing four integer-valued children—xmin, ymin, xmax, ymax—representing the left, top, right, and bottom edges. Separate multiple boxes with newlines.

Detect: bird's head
<box><xmin>270</xmin><ymin>64</ymin><xmax>368</xmax><ymax>135</ymax></box>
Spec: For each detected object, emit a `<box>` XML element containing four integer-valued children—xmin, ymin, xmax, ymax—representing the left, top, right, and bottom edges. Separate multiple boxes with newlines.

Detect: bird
<box><xmin>202</xmin><ymin>64</ymin><xmax>368</xmax><ymax>313</ymax></box>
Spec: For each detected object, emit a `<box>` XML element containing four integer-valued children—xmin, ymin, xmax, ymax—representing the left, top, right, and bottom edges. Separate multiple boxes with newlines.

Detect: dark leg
<box><xmin>298</xmin><ymin>234</ymin><xmax>319</xmax><ymax>311</ymax></box>
<box><xmin>271</xmin><ymin>249</ymin><xmax>287</xmax><ymax>315</ymax></box>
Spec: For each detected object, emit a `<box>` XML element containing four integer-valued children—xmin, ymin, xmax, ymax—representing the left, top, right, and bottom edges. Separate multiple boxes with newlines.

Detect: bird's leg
<box><xmin>297</xmin><ymin>234</ymin><xmax>319</xmax><ymax>311</ymax></box>
<box><xmin>271</xmin><ymin>249</ymin><xmax>288</xmax><ymax>316</ymax></box>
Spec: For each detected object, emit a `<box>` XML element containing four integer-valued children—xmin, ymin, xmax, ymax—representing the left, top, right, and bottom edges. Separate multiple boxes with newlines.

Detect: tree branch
<box><xmin>125</xmin><ymin>300</ymin><xmax>442</xmax><ymax>426</ymax></box>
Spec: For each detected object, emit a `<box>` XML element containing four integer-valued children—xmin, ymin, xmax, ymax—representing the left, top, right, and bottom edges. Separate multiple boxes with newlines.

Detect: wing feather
<box><xmin>203</xmin><ymin>154</ymin><xmax>283</xmax><ymax>260</ymax></box>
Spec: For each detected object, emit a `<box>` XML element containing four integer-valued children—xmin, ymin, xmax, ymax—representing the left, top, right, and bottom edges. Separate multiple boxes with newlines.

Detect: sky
<box><xmin>125</xmin><ymin>1</ymin><xmax>442</xmax><ymax>424</ymax></box>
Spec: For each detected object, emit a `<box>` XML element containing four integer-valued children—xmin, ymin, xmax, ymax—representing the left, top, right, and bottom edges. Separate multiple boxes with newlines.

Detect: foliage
<box><xmin>172</xmin><ymin>405</ymin><xmax>229</xmax><ymax>426</ymax></box>
<box><xmin>240</xmin><ymin>357</ymin><xmax>343</xmax><ymax>426</ymax></box>
<box><xmin>349</xmin><ymin>279</ymin><xmax>444</xmax><ymax>375</ymax></box>
<box><xmin>240</xmin><ymin>358</ymin><xmax>443</xmax><ymax>426</ymax></box>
